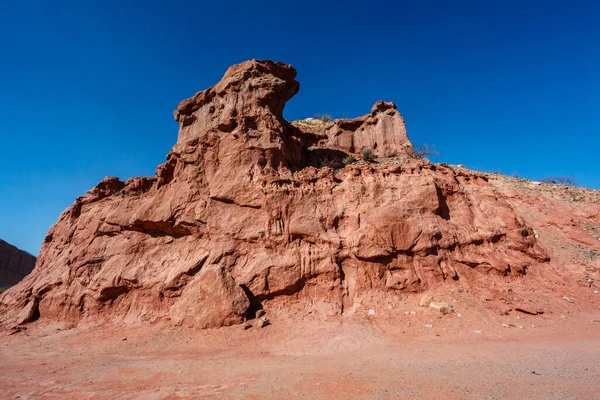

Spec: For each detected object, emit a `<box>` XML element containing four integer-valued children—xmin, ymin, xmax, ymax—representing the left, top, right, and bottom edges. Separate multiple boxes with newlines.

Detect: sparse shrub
<box><xmin>361</xmin><ymin>148</ymin><xmax>377</xmax><ymax>163</ymax></box>
<box><xmin>343</xmin><ymin>155</ymin><xmax>357</xmax><ymax>165</ymax></box>
<box><xmin>512</xmin><ymin>172</ymin><xmax>520</xmax><ymax>178</ymax></box>
<box><xmin>313</xmin><ymin>114</ymin><xmax>332</xmax><ymax>123</ymax></box>
<box><xmin>412</xmin><ymin>143</ymin><xmax>440</xmax><ymax>159</ymax></box>
<box><xmin>540</xmin><ymin>177</ymin><xmax>577</xmax><ymax>186</ymax></box>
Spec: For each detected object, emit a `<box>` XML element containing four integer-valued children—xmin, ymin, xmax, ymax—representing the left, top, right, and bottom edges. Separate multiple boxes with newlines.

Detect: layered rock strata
<box><xmin>0</xmin><ymin>60</ymin><xmax>551</xmax><ymax>329</ymax></box>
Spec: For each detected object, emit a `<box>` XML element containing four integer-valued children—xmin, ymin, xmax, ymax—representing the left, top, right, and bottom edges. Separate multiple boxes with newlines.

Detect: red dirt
<box><xmin>2</xmin><ymin>304</ymin><xmax>600</xmax><ymax>399</ymax></box>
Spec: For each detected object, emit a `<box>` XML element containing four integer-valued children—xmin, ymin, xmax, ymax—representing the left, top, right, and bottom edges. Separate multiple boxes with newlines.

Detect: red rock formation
<box><xmin>0</xmin><ymin>60</ymin><xmax>556</xmax><ymax>329</ymax></box>
<box><xmin>320</xmin><ymin>100</ymin><xmax>413</xmax><ymax>157</ymax></box>
<box><xmin>0</xmin><ymin>239</ymin><xmax>36</xmax><ymax>289</ymax></box>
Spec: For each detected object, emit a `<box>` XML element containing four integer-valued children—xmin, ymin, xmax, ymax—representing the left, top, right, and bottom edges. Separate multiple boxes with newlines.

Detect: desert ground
<box><xmin>3</xmin><ymin>295</ymin><xmax>600</xmax><ymax>400</ymax></box>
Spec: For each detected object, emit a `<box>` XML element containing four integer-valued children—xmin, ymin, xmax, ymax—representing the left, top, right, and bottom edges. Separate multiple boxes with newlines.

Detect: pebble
<box><xmin>256</xmin><ymin>309</ymin><xmax>266</xmax><ymax>318</ymax></box>
<box><xmin>425</xmin><ymin>324</ymin><xmax>433</xmax><ymax>328</ymax></box>
<box><xmin>457</xmin><ymin>313</ymin><xmax>462</xmax><ymax>318</ymax></box>
<box><xmin>594</xmin><ymin>291</ymin><xmax>599</xmax><ymax>294</ymax></box>
<box><xmin>257</xmin><ymin>317</ymin><xmax>270</xmax><ymax>328</ymax></box>
<box><xmin>242</xmin><ymin>321</ymin><xmax>252</xmax><ymax>330</ymax></box>
<box><xmin>410</xmin><ymin>311</ymin><xmax>416</xmax><ymax>315</ymax></box>
<box><xmin>502</xmin><ymin>323</ymin><xmax>509</xmax><ymax>328</ymax></box>
<box><xmin>429</xmin><ymin>301</ymin><xmax>452</xmax><ymax>314</ymax></box>
<box><xmin>420</xmin><ymin>295</ymin><xmax>433</xmax><ymax>307</ymax></box>
<box><xmin>474</xmin><ymin>330</ymin><xmax>482</xmax><ymax>334</ymax></box>
<box><xmin>563</xmin><ymin>296</ymin><xmax>574</xmax><ymax>303</ymax></box>
<box><xmin>368</xmin><ymin>309</ymin><xmax>376</xmax><ymax>315</ymax></box>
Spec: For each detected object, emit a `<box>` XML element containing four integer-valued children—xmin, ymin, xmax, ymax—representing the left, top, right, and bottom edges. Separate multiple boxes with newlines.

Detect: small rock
<box><xmin>425</xmin><ymin>324</ymin><xmax>433</xmax><ymax>328</ymax></box>
<box><xmin>502</xmin><ymin>323</ymin><xmax>509</xmax><ymax>328</ymax></box>
<box><xmin>8</xmin><ymin>326</ymin><xmax>27</xmax><ymax>335</ymax></box>
<box><xmin>419</xmin><ymin>295</ymin><xmax>433</xmax><ymax>307</ymax></box>
<box><xmin>594</xmin><ymin>291</ymin><xmax>599</xmax><ymax>294</ymax></box>
<box><xmin>563</xmin><ymin>296</ymin><xmax>574</xmax><ymax>303</ymax></box>
<box><xmin>457</xmin><ymin>313</ymin><xmax>462</xmax><ymax>318</ymax></box>
<box><xmin>242</xmin><ymin>321</ymin><xmax>252</xmax><ymax>330</ymax></box>
<box><xmin>509</xmin><ymin>323</ymin><xmax>517</xmax><ymax>328</ymax></box>
<box><xmin>410</xmin><ymin>311</ymin><xmax>416</xmax><ymax>315</ymax></box>
<box><xmin>531</xmin><ymin>324</ymin><xmax>536</xmax><ymax>328</ymax></box>
<box><xmin>122</xmin><ymin>337</ymin><xmax>127</xmax><ymax>341</ymax></box>
<box><xmin>257</xmin><ymin>317</ymin><xmax>270</xmax><ymax>328</ymax></box>
<box><xmin>592</xmin><ymin>320</ymin><xmax>600</xmax><ymax>323</ymax></box>
<box><xmin>429</xmin><ymin>301</ymin><xmax>452</xmax><ymax>314</ymax></box>
<box><xmin>256</xmin><ymin>309</ymin><xmax>266</xmax><ymax>318</ymax></box>
<box><xmin>518</xmin><ymin>325</ymin><xmax>524</xmax><ymax>329</ymax></box>
<box><xmin>474</xmin><ymin>330</ymin><xmax>482</xmax><ymax>334</ymax></box>
<box><xmin>368</xmin><ymin>309</ymin><xmax>376</xmax><ymax>315</ymax></box>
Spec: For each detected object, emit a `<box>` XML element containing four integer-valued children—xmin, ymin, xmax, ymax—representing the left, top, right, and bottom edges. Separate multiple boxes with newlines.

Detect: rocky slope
<box><xmin>0</xmin><ymin>239</ymin><xmax>35</xmax><ymax>290</ymax></box>
<box><xmin>0</xmin><ymin>59</ymin><xmax>596</xmax><ymax>330</ymax></box>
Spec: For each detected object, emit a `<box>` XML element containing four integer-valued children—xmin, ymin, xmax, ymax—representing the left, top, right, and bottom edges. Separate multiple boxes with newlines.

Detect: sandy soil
<box><xmin>3</xmin><ymin>297</ymin><xmax>600</xmax><ymax>400</ymax></box>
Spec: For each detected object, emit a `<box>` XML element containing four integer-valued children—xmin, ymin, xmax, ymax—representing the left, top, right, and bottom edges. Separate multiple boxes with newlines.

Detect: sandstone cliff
<box><xmin>1</xmin><ymin>59</ymin><xmax>591</xmax><ymax>330</ymax></box>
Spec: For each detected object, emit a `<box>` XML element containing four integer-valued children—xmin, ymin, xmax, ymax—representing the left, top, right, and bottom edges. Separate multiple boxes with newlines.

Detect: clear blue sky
<box><xmin>1</xmin><ymin>0</ymin><xmax>598</xmax><ymax>255</ymax></box>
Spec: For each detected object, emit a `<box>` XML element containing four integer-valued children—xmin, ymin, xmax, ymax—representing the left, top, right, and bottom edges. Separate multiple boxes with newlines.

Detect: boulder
<box><xmin>170</xmin><ymin>265</ymin><xmax>249</xmax><ymax>328</ymax></box>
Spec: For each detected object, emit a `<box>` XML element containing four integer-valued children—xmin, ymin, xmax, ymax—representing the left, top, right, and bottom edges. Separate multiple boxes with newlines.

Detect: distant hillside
<box><xmin>0</xmin><ymin>239</ymin><xmax>36</xmax><ymax>289</ymax></box>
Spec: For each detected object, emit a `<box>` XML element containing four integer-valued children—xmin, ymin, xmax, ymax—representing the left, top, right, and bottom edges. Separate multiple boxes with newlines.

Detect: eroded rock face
<box><xmin>320</xmin><ymin>101</ymin><xmax>413</xmax><ymax>157</ymax></box>
<box><xmin>0</xmin><ymin>59</ymin><xmax>552</xmax><ymax>329</ymax></box>
<box><xmin>0</xmin><ymin>239</ymin><xmax>36</xmax><ymax>289</ymax></box>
